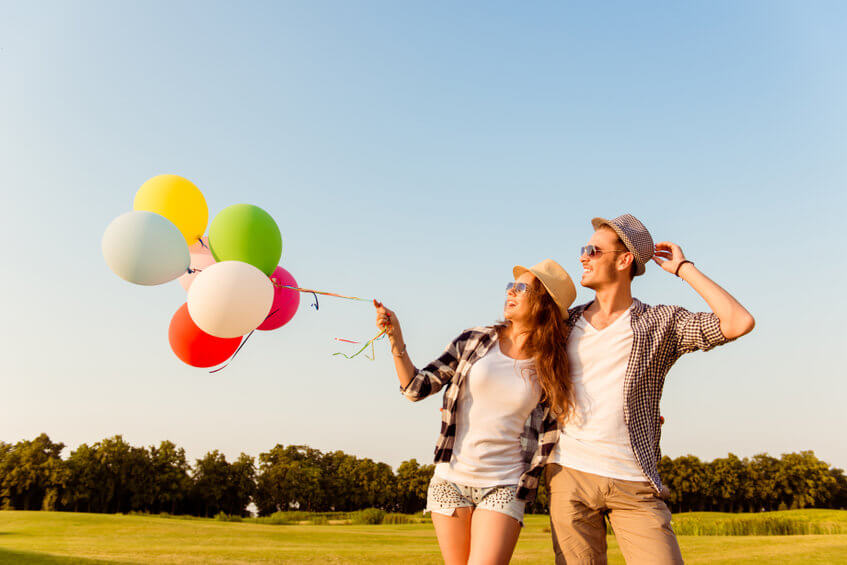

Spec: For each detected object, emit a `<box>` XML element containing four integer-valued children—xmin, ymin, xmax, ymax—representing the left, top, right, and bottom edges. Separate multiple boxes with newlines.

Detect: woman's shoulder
<box><xmin>462</xmin><ymin>324</ymin><xmax>501</xmax><ymax>337</ymax></box>
<box><xmin>450</xmin><ymin>325</ymin><xmax>500</xmax><ymax>345</ymax></box>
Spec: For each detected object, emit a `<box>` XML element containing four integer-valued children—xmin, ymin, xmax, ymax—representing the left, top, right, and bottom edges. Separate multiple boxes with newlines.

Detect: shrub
<box><xmin>214</xmin><ymin>512</ymin><xmax>243</xmax><ymax>522</ymax></box>
<box><xmin>351</xmin><ymin>508</ymin><xmax>386</xmax><ymax>525</ymax></box>
<box><xmin>382</xmin><ymin>513</ymin><xmax>414</xmax><ymax>524</ymax></box>
<box><xmin>255</xmin><ymin>511</ymin><xmax>312</xmax><ymax>525</ymax></box>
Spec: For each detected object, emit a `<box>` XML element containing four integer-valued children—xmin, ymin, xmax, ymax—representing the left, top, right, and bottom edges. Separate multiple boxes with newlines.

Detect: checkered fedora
<box><xmin>591</xmin><ymin>214</ymin><xmax>654</xmax><ymax>276</ymax></box>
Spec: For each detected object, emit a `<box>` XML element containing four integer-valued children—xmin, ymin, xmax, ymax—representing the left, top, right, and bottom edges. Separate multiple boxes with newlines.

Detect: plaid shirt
<box><xmin>401</xmin><ymin>326</ymin><xmax>561</xmax><ymax>503</ymax></box>
<box><xmin>564</xmin><ymin>298</ymin><xmax>731</xmax><ymax>493</ymax></box>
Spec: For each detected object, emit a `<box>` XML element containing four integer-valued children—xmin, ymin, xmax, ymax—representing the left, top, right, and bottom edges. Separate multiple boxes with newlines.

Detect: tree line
<box><xmin>0</xmin><ymin>434</ymin><xmax>433</xmax><ymax>516</ymax></box>
<box><xmin>1</xmin><ymin>434</ymin><xmax>845</xmax><ymax>516</ymax></box>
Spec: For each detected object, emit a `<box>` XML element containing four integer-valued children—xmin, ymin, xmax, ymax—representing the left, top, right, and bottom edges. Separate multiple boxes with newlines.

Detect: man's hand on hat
<box><xmin>652</xmin><ymin>242</ymin><xmax>692</xmax><ymax>276</ymax></box>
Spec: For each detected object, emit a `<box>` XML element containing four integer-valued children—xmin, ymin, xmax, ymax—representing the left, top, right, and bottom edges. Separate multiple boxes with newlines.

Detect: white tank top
<box><xmin>435</xmin><ymin>343</ymin><xmax>541</xmax><ymax>487</ymax></box>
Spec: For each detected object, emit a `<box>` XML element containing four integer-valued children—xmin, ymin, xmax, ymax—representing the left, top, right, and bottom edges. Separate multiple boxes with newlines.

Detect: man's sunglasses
<box><xmin>506</xmin><ymin>282</ymin><xmax>532</xmax><ymax>294</ymax></box>
<box><xmin>580</xmin><ymin>245</ymin><xmax>629</xmax><ymax>258</ymax></box>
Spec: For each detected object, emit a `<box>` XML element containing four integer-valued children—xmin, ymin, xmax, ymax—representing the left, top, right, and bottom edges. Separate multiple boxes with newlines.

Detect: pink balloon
<box><xmin>258</xmin><ymin>266</ymin><xmax>300</xmax><ymax>331</ymax></box>
<box><xmin>179</xmin><ymin>236</ymin><xmax>216</xmax><ymax>291</ymax></box>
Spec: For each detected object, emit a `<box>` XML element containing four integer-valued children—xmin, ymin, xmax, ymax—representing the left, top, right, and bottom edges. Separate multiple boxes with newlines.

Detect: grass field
<box><xmin>1</xmin><ymin>510</ymin><xmax>846</xmax><ymax>564</ymax></box>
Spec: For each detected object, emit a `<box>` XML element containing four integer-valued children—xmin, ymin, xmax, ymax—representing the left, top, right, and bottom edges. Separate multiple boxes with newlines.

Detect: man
<box><xmin>547</xmin><ymin>214</ymin><xmax>754</xmax><ymax>564</ymax></box>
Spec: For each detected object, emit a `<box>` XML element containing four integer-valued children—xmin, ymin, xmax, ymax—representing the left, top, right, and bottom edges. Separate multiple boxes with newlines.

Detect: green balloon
<box><xmin>208</xmin><ymin>204</ymin><xmax>282</xmax><ymax>276</ymax></box>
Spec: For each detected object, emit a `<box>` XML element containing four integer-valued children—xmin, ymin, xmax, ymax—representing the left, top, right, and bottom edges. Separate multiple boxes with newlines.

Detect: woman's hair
<box><xmin>498</xmin><ymin>277</ymin><xmax>572</xmax><ymax>423</ymax></box>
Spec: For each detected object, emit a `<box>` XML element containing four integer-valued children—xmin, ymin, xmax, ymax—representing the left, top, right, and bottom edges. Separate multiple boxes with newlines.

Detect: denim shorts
<box><xmin>425</xmin><ymin>476</ymin><xmax>525</xmax><ymax>525</ymax></box>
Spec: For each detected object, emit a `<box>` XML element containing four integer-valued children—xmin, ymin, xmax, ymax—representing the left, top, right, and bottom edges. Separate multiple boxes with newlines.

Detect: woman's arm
<box><xmin>374</xmin><ymin>300</ymin><xmax>416</xmax><ymax>389</ymax></box>
<box><xmin>374</xmin><ymin>300</ymin><xmax>465</xmax><ymax>400</ymax></box>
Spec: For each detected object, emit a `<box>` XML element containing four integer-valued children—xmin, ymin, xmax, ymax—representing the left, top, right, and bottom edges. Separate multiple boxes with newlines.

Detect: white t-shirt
<box><xmin>435</xmin><ymin>343</ymin><xmax>542</xmax><ymax>487</ymax></box>
<box><xmin>550</xmin><ymin>307</ymin><xmax>645</xmax><ymax>481</ymax></box>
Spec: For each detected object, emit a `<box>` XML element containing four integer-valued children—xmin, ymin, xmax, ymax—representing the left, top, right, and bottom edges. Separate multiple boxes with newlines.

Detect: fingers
<box><xmin>655</xmin><ymin>241</ymin><xmax>685</xmax><ymax>259</ymax></box>
<box><xmin>374</xmin><ymin>300</ymin><xmax>396</xmax><ymax>330</ymax></box>
<box><xmin>654</xmin><ymin>249</ymin><xmax>673</xmax><ymax>260</ymax></box>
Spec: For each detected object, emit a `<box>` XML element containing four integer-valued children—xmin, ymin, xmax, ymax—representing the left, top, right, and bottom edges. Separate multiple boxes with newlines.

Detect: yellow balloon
<box><xmin>133</xmin><ymin>175</ymin><xmax>208</xmax><ymax>245</ymax></box>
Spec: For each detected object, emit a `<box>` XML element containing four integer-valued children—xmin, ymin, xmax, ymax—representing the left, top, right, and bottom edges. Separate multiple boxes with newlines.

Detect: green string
<box><xmin>333</xmin><ymin>327</ymin><xmax>388</xmax><ymax>361</ymax></box>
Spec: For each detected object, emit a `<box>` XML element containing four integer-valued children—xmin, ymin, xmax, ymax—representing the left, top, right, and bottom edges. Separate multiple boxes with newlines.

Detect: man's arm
<box><xmin>653</xmin><ymin>241</ymin><xmax>755</xmax><ymax>340</ymax></box>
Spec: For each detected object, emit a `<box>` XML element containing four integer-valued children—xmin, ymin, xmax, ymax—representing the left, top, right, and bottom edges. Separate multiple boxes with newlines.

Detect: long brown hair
<box><xmin>498</xmin><ymin>278</ymin><xmax>572</xmax><ymax>423</ymax></box>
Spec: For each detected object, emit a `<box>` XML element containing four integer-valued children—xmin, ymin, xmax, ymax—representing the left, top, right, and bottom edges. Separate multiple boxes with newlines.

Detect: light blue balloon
<box><xmin>102</xmin><ymin>211</ymin><xmax>190</xmax><ymax>285</ymax></box>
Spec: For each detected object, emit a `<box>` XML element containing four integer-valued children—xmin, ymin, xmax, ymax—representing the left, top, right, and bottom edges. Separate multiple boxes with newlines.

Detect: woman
<box><xmin>374</xmin><ymin>259</ymin><xmax>576</xmax><ymax>565</ymax></box>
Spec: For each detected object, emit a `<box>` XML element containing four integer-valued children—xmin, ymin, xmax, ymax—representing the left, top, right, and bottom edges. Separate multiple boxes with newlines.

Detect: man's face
<box><xmin>579</xmin><ymin>228</ymin><xmax>629</xmax><ymax>289</ymax></box>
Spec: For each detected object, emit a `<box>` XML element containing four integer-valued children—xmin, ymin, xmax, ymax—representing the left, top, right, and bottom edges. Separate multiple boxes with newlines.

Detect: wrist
<box><xmin>675</xmin><ymin>260</ymin><xmax>695</xmax><ymax>278</ymax></box>
<box><xmin>391</xmin><ymin>342</ymin><xmax>408</xmax><ymax>357</ymax></box>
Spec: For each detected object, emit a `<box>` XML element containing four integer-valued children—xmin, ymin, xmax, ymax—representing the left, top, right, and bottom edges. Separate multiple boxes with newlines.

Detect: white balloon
<box><xmin>187</xmin><ymin>261</ymin><xmax>273</xmax><ymax>338</ymax></box>
<box><xmin>102</xmin><ymin>211</ymin><xmax>190</xmax><ymax>286</ymax></box>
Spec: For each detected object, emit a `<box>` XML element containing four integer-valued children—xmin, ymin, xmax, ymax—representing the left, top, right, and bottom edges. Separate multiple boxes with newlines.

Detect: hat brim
<box><xmin>591</xmin><ymin>217</ymin><xmax>646</xmax><ymax>276</ymax></box>
<box><xmin>512</xmin><ymin>264</ymin><xmax>571</xmax><ymax>319</ymax></box>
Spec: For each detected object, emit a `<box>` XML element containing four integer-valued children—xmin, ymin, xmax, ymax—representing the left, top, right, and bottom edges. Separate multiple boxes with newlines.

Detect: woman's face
<box><xmin>504</xmin><ymin>271</ymin><xmax>537</xmax><ymax>323</ymax></box>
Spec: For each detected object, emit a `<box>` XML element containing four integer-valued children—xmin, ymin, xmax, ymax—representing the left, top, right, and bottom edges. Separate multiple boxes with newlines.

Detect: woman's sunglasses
<box><xmin>505</xmin><ymin>282</ymin><xmax>532</xmax><ymax>294</ymax></box>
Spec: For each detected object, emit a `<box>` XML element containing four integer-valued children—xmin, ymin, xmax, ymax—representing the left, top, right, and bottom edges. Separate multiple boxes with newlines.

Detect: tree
<box><xmin>708</xmin><ymin>454</ymin><xmax>746</xmax><ymax>512</ymax></box>
<box><xmin>828</xmin><ymin>468</ymin><xmax>847</xmax><ymax>510</ymax></box>
<box><xmin>748</xmin><ymin>454</ymin><xmax>780</xmax><ymax>511</ymax></box>
<box><xmin>192</xmin><ymin>450</ymin><xmax>232</xmax><ymax>517</ymax></box>
<box><xmin>255</xmin><ymin>445</ymin><xmax>323</xmax><ymax>514</ymax></box>
<box><xmin>227</xmin><ymin>453</ymin><xmax>256</xmax><ymax>516</ymax></box>
<box><xmin>64</xmin><ymin>443</ymin><xmax>100</xmax><ymax>512</ymax></box>
<box><xmin>0</xmin><ymin>434</ymin><xmax>67</xmax><ymax>511</ymax></box>
<box><xmin>0</xmin><ymin>441</ymin><xmax>12</xmax><ymax>509</ymax></box>
<box><xmin>87</xmin><ymin>435</ymin><xmax>150</xmax><ymax>514</ymax></box>
<box><xmin>149</xmin><ymin>441</ymin><xmax>191</xmax><ymax>514</ymax></box>
<box><xmin>776</xmin><ymin>451</ymin><xmax>836</xmax><ymax>509</ymax></box>
<box><xmin>395</xmin><ymin>459</ymin><xmax>434</xmax><ymax>514</ymax></box>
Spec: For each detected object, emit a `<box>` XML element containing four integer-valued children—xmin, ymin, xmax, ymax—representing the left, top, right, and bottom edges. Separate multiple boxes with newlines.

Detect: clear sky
<box><xmin>1</xmin><ymin>1</ymin><xmax>845</xmax><ymax>472</ymax></box>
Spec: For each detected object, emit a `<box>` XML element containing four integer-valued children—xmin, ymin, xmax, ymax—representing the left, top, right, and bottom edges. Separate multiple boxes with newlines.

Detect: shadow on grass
<box><xmin>0</xmin><ymin>547</ymin><xmax>130</xmax><ymax>564</ymax></box>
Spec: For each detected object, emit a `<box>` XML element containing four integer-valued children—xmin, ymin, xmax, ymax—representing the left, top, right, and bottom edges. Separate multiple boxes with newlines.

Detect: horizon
<box><xmin>1</xmin><ymin>1</ymin><xmax>845</xmax><ymax>473</ymax></box>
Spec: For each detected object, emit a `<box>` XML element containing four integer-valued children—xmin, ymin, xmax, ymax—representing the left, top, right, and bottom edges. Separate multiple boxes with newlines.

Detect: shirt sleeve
<box><xmin>400</xmin><ymin>331</ymin><xmax>467</xmax><ymax>402</ymax></box>
<box><xmin>672</xmin><ymin>307</ymin><xmax>731</xmax><ymax>355</ymax></box>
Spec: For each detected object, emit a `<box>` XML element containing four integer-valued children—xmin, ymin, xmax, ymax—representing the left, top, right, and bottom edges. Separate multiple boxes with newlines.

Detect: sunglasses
<box><xmin>580</xmin><ymin>245</ymin><xmax>628</xmax><ymax>258</ymax></box>
<box><xmin>506</xmin><ymin>282</ymin><xmax>532</xmax><ymax>294</ymax></box>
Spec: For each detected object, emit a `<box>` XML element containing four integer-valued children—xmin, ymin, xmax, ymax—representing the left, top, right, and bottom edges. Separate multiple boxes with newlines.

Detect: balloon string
<box><xmin>197</xmin><ymin>238</ymin><xmax>208</xmax><ymax>249</ymax></box>
<box><xmin>208</xmin><ymin>308</ymin><xmax>279</xmax><ymax>373</ymax></box>
<box><xmin>210</xmin><ymin>330</ymin><xmax>255</xmax><ymax>373</ymax></box>
<box><xmin>333</xmin><ymin>328</ymin><xmax>387</xmax><ymax>361</ymax></box>
<box><xmin>334</xmin><ymin>338</ymin><xmax>360</xmax><ymax>344</ymax></box>
<box><xmin>271</xmin><ymin>279</ymin><xmax>370</xmax><ymax>302</ymax></box>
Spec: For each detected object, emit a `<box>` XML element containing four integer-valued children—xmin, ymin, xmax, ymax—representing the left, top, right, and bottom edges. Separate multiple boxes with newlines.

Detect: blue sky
<box><xmin>1</xmin><ymin>1</ymin><xmax>845</xmax><ymax>471</ymax></box>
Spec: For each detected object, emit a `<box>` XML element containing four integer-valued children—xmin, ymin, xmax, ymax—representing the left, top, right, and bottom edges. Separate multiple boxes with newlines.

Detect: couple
<box><xmin>374</xmin><ymin>214</ymin><xmax>754</xmax><ymax>565</ymax></box>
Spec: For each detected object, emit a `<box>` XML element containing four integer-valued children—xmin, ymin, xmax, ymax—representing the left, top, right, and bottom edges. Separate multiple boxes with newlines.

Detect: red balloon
<box><xmin>169</xmin><ymin>303</ymin><xmax>242</xmax><ymax>367</ymax></box>
<box><xmin>258</xmin><ymin>266</ymin><xmax>300</xmax><ymax>331</ymax></box>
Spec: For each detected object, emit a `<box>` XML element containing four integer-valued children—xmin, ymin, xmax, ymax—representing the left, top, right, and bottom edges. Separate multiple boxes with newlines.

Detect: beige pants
<box><xmin>547</xmin><ymin>464</ymin><xmax>683</xmax><ymax>565</ymax></box>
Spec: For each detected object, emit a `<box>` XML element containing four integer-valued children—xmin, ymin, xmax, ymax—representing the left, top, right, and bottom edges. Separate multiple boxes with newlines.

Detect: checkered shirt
<box><xmin>401</xmin><ymin>326</ymin><xmax>561</xmax><ymax>503</ymax></box>
<box><xmin>565</xmin><ymin>299</ymin><xmax>731</xmax><ymax>493</ymax></box>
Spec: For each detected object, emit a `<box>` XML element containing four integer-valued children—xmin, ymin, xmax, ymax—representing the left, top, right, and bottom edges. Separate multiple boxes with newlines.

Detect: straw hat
<box><xmin>512</xmin><ymin>259</ymin><xmax>577</xmax><ymax>319</ymax></box>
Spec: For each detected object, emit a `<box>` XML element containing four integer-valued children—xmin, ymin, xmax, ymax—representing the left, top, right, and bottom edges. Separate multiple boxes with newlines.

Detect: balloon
<box><xmin>187</xmin><ymin>261</ymin><xmax>274</xmax><ymax>338</ymax></box>
<box><xmin>208</xmin><ymin>204</ymin><xmax>281</xmax><ymax>276</ymax></box>
<box><xmin>257</xmin><ymin>266</ymin><xmax>301</xmax><ymax>331</ymax></box>
<box><xmin>178</xmin><ymin>236</ymin><xmax>216</xmax><ymax>291</ymax></box>
<box><xmin>169</xmin><ymin>303</ymin><xmax>242</xmax><ymax>367</ymax></box>
<box><xmin>102</xmin><ymin>211</ymin><xmax>190</xmax><ymax>285</ymax></box>
<box><xmin>134</xmin><ymin>174</ymin><xmax>208</xmax><ymax>245</ymax></box>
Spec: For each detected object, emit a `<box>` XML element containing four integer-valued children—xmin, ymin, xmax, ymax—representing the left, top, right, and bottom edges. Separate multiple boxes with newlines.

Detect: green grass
<box><xmin>670</xmin><ymin>509</ymin><xmax>847</xmax><ymax>536</ymax></box>
<box><xmin>0</xmin><ymin>510</ymin><xmax>846</xmax><ymax>564</ymax></box>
